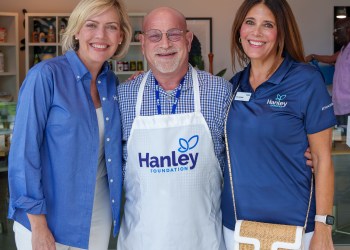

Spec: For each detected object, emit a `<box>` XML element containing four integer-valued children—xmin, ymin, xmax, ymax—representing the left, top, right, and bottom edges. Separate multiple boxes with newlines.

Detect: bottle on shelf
<box><xmin>33</xmin><ymin>53</ymin><xmax>41</xmax><ymax>65</ymax></box>
<box><xmin>59</xmin><ymin>24</ymin><xmax>65</xmax><ymax>41</ymax></box>
<box><xmin>32</xmin><ymin>28</ymin><xmax>40</xmax><ymax>43</ymax></box>
<box><xmin>47</xmin><ymin>25</ymin><xmax>56</xmax><ymax>43</ymax></box>
<box><xmin>0</xmin><ymin>50</ymin><xmax>4</xmax><ymax>73</ymax></box>
<box><xmin>0</xmin><ymin>27</ymin><xmax>7</xmax><ymax>43</ymax></box>
<box><xmin>39</xmin><ymin>31</ymin><xmax>46</xmax><ymax>43</ymax></box>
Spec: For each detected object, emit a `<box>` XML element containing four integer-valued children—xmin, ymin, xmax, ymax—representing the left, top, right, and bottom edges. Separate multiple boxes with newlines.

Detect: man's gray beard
<box><xmin>153</xmin><ymin>58</ymin><xmax>181</xmax><ymax>73</ymax></box>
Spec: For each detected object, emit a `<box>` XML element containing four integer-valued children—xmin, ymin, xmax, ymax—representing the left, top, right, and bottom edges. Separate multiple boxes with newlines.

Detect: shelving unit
<box><xmin>25</xmin><ymin>12</ymin><xmax>148</xmax><ymax>81</ymax></box>
<box><xmin>0</xmin><ymin>12</ymin><xmax>19</xmax><ymax>101</ymax></box>
<box><xmin>25</xmin><ymin>13</ymin><xmax>70</xmax><ymax>73</ymax></box>
<box><xmin>112</xmin><ymin>12</ymin><xmax>148</xmax><ymax>82</ymax></box>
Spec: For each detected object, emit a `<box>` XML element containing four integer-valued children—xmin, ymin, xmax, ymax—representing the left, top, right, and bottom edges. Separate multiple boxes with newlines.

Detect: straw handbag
<box><xmin>224</xmin><ymin>88</ymin><xmax>313</xmax><ymax>250</ymax></box>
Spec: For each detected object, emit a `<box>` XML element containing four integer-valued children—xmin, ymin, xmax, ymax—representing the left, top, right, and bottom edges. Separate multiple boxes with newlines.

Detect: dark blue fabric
<box><xmin>222</xmin><ymin>54</ymin><xmax>337</xmax><ymax>233</ymax></box>
<box><xmin>310</xmin><ymin>59</ymin><xmax>335</xmax><ymax>85</ymax></box>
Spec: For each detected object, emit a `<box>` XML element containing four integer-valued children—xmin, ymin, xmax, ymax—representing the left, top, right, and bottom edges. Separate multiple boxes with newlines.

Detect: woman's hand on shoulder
<box><xmin>127</xmin><ymin>71</ymin><xmax>144</xmax><ymax>81</ymax></box>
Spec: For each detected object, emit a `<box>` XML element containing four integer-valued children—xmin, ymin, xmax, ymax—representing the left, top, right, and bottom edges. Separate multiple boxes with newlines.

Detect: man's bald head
<box><xmin>143</xmin><ymin>7</ymin><xmax>187</xmax><ymax>32</ymax></box>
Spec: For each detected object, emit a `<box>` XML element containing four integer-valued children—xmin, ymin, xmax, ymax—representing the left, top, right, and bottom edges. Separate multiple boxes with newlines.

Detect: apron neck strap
<box><xmin>135</xmin><ymin>67</ymin><xmax>201</xmax><ymax>116</ymax></box>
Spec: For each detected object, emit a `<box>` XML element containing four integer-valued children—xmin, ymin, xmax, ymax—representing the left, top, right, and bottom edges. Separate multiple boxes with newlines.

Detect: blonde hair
<box><xmin>61</xmin><ymin>0</ymin><xmax>132</xmax><ymax>59</ymax></box>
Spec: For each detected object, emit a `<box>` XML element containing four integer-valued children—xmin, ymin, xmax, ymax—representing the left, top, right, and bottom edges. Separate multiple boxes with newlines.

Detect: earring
<box><xmin>119</xmin><ymin>41</ymin><xmax>122</xmax><ymax>45</ymax></box>
<box><xmin>239</xmin><ymin>37</ymin><xmax>241</xmax><ymax>43</ymax></box>
<box><xmin>75</xmin><ymin>37</ymin><xmax>79</xmax><ymax>40</ymax></box>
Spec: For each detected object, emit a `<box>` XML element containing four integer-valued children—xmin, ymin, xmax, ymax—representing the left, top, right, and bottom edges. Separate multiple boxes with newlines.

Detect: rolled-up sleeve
<box><xmin>8</xmin><ymin>64</ymin><xmax>53</xmax><ymax>217</ymax></box>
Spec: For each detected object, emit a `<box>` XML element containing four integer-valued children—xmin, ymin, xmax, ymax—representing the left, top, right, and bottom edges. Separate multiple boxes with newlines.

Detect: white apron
<box><xmin>117</xmin><ymin>68</ymin><xmax>224</xmax><ymax>250</ymax></box>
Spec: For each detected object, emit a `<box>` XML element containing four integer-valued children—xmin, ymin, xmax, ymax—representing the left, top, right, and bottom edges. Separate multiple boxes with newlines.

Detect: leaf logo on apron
<box><xmin>138</xmin><ymin>135</ymin><xmax>199</xmax><ymax>173</ymax></box>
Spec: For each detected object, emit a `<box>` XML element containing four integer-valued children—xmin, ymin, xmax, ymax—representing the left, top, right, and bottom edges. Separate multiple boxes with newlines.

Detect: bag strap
<box><xmin>223</xmin><ymin>77</ymin><xmax>314</xmax><ymax>229</ymax></box>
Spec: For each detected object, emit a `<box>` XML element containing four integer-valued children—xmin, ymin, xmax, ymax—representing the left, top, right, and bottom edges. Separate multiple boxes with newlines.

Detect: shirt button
<box><xmin>77</xmin><ymin>75</ymin><xmax>80</xmax><ymax>79</ymax></box>
<box><xmin>98</xmin><ymin>80</ymin><xmax>101</xmax><ymax>84</ymax></box>
<box><xmin>113</xmin><ymin>220</ymin><xmax>116</xmax><ymax>226</ymax></box>
<box><xmin>102</xmin><ymin>97</ymin><xmax>106</xmax><ymax>101</ymax></box>
<box><xmin>110</xmin><ymin>179</ymin><xmax>113</xmax><ymax>183</ymax></box>
<box><xmin>106</xmin><ymin>137</ymin><xmax>110</xmax><ymax>142</ymax></box>
<box><xmin>112</xmin><ymin>199</ymin><xmax>115</xmax><ymax>203</ymax></box>
<box><xmin>108</xmin><ymin>158</ymin><xmax>112</xmax><ymax>162</ymax></box>
<box><xmin>106</xmin><ymin>117</ymin><xmax>109</xmax><ymax>121</ymax></box>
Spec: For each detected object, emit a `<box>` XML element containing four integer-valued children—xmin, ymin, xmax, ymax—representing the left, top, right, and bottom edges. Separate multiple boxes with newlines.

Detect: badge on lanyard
<box><xmin>235</xmin><ymin>92</ymin><xmax>251</xmax><ymax>102</ymax></box>
<box><xmin>154</xmin><ymin>77</ymin><xmax>185</xmax><ymax>114</ymax></box>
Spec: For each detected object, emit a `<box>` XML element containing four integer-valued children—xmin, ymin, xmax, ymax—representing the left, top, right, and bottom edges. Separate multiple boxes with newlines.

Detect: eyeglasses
<box><xmin>334</xmin><ymin>27</ymin><xmax>345</xmax><ymax>33</ymax></box>
<box><xmin>142</xmin><ymin>28</ymin><xmax>185</xmax><ymax>43</ymax></box>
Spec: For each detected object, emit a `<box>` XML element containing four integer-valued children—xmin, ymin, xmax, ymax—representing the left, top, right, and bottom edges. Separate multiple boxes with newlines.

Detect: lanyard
<box><xmin>154</xmin><ymin>77</ymin><xmax>185</xmax><ymax>115</ymax></box>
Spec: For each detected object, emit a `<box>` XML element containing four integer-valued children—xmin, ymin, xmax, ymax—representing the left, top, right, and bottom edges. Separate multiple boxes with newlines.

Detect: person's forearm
<box><xmin>314</xmin><ymin>159</ymin><xmax>334</xmax><ymax>216</ymax></box>
<box><xmin>307</xmin><ymin>129</ymin><xmax>334</xmax><ymax>215</ymax></box>
<box><xmin>308</xmin><ymin>54</ymin><xmax>338</xmax><ymax>64</ymax></box>
<box><xmin>27</xmin><ymin>214</ymin><xmax>49</xmax><ymax>230</ymax></box>
<box><xmin>27</xmin><ymin>213</ymin><xmax>56</xmax><ymax>250</ymax></box>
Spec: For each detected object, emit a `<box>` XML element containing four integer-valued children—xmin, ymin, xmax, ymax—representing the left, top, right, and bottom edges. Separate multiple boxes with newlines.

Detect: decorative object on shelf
<box><xmin>133</xmin><ymin>30</ymin><xmax>142</xmax><ymax>42</ymax></box>
<box><xmin>0</xmin><ymin>50</ymin><xmax>4</xmax><ymax>72</ymax></box>
<box><xmin>117</xmin><ymin>61</ymin><xmax>124</xmax><ymax>71</ymax></box>
<box><xmin>123</xmin><ymin>61</ymin><xmax>129</xmax><ymax>71</ymax></box>
<box><xmin>137</xmin><ymin>60</ymin><xmax>143</xmax><ymax>71</ymax></box>
<box><xmin>33</xmin><ymin>53</ymin><xmax>41</xmax><ymax>65</ymax></box>
<box><xmin>0</xmin><ymin>28</ymin><xmax>7</xmax><ymax>43</ymax></box>
<box><xmin>59</xmin><ymin>24</ymin><xmax>65</xmax><ymax>41</ymax></box>
<box><xmin>39</xmin><ymin>31</ymin><xmax>46</xmax><ymax>43</ymax></box>
<box><xmin>0</xmin><ymin>92</ymin><xmax>13</xmax><ymax>102</ymax></box>
<box><xmin>130</xmin><ymin>61</ymin><xmax>136</xmax><ymax>71</ymax></box>
<box><xmin>32</xmin><ymin>28</ymin><xmax>40</xmax><ymax>43</ymax></box>
<box><xmin>47</xmin><ymin>25</ymin><xmax>55</xmax><ymax>42</ymax></box>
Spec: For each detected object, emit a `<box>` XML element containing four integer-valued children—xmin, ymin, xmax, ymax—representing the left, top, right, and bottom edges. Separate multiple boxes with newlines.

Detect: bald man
<box><xmin>117</xmin><ymin>7</ymin><xmax>232</xmax><ymax>250</ymax></box>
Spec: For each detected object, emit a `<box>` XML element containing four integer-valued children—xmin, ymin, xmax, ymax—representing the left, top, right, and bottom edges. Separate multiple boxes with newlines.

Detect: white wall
<box><xmin>2</xmin><ymin>0</ymin><xmax>349</xmax><ymax>81</ymax></box>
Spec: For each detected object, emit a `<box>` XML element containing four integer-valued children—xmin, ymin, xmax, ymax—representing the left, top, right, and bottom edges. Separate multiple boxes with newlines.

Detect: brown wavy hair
<box><xmin>231</xmin><ymin>0</ymin><xmax>305</xmax><ymax>73</ymax></box>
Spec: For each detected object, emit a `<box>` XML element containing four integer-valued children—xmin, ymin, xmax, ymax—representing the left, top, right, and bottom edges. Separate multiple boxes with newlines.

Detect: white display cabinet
<box><xmin>112</xmin><ymin>12</ymin><xmax>148</xmax><ymax>82</ymax></box>
<box><xmin>25</xmin><ymin>12</ymin><xmax>147</xmax><ymax>82</ymax></box>
<box><xmin>25</xmin><ymin>13</ymin><xmax>70</xmax><ymax>73</ymax></box>
<box><xmin>0</xmin><ymin>12</ymin><xmax>19</xmax><ymax>101</ymax></box>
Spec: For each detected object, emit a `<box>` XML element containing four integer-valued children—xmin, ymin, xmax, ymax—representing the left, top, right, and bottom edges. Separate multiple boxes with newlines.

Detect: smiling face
<box><xmin>140</xmin><ymin>7</ymin><xmax>193</xmax><ymax>77</ymax></box>
<box><xmin>75</xmin><ymin>7</ymin><xmax>123</xmax><ymax>71</ymax></box>
<box><xmin>240</xmin><ymin>3</ymin><xmax>278</xmax><ymax>64</ymax></box>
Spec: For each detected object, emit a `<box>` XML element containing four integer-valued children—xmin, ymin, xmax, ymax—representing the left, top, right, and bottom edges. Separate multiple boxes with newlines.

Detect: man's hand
<box><xmin>305</xmin><ymin>147</ymin><xmax>313</xmax><ymax>171</ymax></box>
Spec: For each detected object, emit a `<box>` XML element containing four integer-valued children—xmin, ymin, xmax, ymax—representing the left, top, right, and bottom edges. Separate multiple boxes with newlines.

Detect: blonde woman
<box><xmin>8</xmin><ymin>0</ymin><xmax>131</xmax><ymax>249</ymax></box>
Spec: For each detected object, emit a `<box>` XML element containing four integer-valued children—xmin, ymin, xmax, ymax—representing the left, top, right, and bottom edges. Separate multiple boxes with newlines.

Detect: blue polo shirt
<box><xmin>222</xmin><ymin>54</ymin><xmax>337</xmax><ymax>233</ymax></box>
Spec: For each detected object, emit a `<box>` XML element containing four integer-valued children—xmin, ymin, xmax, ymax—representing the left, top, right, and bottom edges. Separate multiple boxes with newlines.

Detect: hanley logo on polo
<box><xmin>138</xmin><ymin>135</ymin><xmax>199</xmax><ymax>173</ymax></box>
<box><xmin>267</xmin><ymin>94</ymin><xmax>288</xmax><ymax>108</ymax></box>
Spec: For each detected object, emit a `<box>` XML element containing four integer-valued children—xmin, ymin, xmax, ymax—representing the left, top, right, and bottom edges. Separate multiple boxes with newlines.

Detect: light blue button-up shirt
<box><xmin>8</xmin><ymin>50</ymin><xmax>123</xmax><ymax>249</ymax></box>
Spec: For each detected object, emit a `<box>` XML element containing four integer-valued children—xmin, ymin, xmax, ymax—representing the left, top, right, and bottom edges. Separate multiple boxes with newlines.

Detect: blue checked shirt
<box><xmin>8</xmin><ymin>50</ymin><xmax>123</xmax><ymax>249</ymax></box>
<box><xmin>117</xmin><ymin>65</ymin><xmax>233</xmax><ymax>174</ymax></box>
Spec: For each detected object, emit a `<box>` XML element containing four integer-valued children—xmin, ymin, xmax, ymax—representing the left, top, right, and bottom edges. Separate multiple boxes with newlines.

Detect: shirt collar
<box><xmin>267</xmin><ymin>53</ymin><xmax>294</xmax><ymax>85</ymax></box>
<box><xmin>65</xmin><ymin>50</ymin><xmax>110</xmax><ymax>82</ymax></box>
<box><xmin>240</xmin><ymin>52</ymin><xmax>294</xmax><ymax>88</ymax></box>
<box><xmin>146</xmin><ymin>64</ymin><xmax>194</xmax><ymax>94</ymax></box>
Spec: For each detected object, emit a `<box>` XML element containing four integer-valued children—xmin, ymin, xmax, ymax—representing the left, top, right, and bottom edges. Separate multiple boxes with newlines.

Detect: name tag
<box><xmin>235</xmin><ymin>92</ymin><xmax>251</xmax><ymax>102</ymax></box>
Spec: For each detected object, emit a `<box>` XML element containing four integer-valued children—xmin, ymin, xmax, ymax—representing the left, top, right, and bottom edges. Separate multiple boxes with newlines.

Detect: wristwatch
<box><xmin>315</xmin><ymin>215</ymin><xmax>335</xmax><ymax>225</ymax></box>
